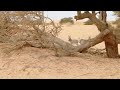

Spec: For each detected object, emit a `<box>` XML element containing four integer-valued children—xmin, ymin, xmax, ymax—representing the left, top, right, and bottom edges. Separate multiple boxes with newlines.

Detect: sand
<box><xmin>0</xmin><ymin>23</ymin><xmax>120</xmax><ymax>79</ymax></box>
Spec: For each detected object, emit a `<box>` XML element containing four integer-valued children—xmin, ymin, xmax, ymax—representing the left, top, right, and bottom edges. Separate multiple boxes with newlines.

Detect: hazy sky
<box><xmin>44</xmin><ymin>11</ymin><xmax>117</xmax><ymax>21</ymax></box>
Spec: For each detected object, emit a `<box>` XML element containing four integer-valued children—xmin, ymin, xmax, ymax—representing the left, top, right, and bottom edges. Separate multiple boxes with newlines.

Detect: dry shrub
<box><xmin>0</xmin><ymin>11</ymin><xmax>63</xmax><ymax>55</ymax></box>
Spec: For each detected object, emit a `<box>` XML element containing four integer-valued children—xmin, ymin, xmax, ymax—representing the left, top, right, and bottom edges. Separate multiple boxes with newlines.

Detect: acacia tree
<box><xmin>74</xmin><ymin>11</ymin><xmax>119</xmax><ymax>58</ymax></box>
<box><xmin>0</xmin><ymin>11</ymin><xmax>119</xmax><ymax>58</ymax></box>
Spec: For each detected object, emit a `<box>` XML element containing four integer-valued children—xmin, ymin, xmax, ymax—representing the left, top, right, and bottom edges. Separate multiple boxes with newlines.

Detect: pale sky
<box><xmin>44</xmin><ymin>11</ymin><xmax>117</xmax><ymax>21</ymax></box>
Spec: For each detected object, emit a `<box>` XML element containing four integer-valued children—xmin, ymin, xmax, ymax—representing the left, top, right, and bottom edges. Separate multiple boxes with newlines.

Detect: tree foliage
<box><xmin>59</xmin><ymin>17</ymin><xmax>74</xmax><ymax>24</ymax></box>
<box><xmin>113</xmin><ymin>11</ymin><xmax>120</xmax><ymax>28</ymax></box>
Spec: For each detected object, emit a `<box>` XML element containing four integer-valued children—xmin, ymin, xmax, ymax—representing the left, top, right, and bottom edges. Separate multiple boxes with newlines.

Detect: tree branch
<box><xmin>75</xmin><ymin>29</ymin><xmax>111</xmax><ymax>52</ymax></box>
<box><xmin>74</xmin><ymin>11</ymin><xmax>91</xmax><ymax>20</ymax></box>
<box><xmin>74</xmin><ymin>11</ymin><xmax>108</xmax><ymax>31</ymax></box>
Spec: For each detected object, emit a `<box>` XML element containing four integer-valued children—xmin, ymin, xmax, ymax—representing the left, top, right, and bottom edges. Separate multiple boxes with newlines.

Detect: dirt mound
<box><xmin>0</xmin><ymin>46</ymin><xmax>119</xmax><ymax>79</ymax></box>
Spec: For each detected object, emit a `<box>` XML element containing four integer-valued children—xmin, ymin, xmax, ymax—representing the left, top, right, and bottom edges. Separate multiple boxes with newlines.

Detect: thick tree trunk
<box><xmin>104</xmin><ymin>32</ymin><xmax>119</xmax><ymax>58</ymax></box>
<box><xmin>99</xmin><ymin>11</ymin><xmax>119</xmax><ymax>58</ymax></box>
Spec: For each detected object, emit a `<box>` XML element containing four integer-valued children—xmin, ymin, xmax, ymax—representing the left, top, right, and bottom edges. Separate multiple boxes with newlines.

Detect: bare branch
<box><xmin>74</xmin><ymin>11</ymin><xmax>108</xmax><ymax>31</ymax></box>
<box><xmin>74</xmin><ymin>11</ymin><xmax>91</xmax><ymax>20</ymax></box>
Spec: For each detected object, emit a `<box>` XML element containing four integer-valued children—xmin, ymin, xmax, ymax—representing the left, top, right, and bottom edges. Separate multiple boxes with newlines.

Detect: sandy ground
<box><xmin>0</xmin><ymin>23</ymin><xmax>120</xmax><ymax>79</ymax></box>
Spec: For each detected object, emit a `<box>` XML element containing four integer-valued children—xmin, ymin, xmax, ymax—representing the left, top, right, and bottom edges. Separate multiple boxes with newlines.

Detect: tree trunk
<box><xmin>100</xmin><ymin>11</ymin><xmax>119</xmax><ymax>58</ymax></box>
<box><xmin>104</xmin><ymin>32</ymin><xmax>119</xmax><ymax>58</ymax></box>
